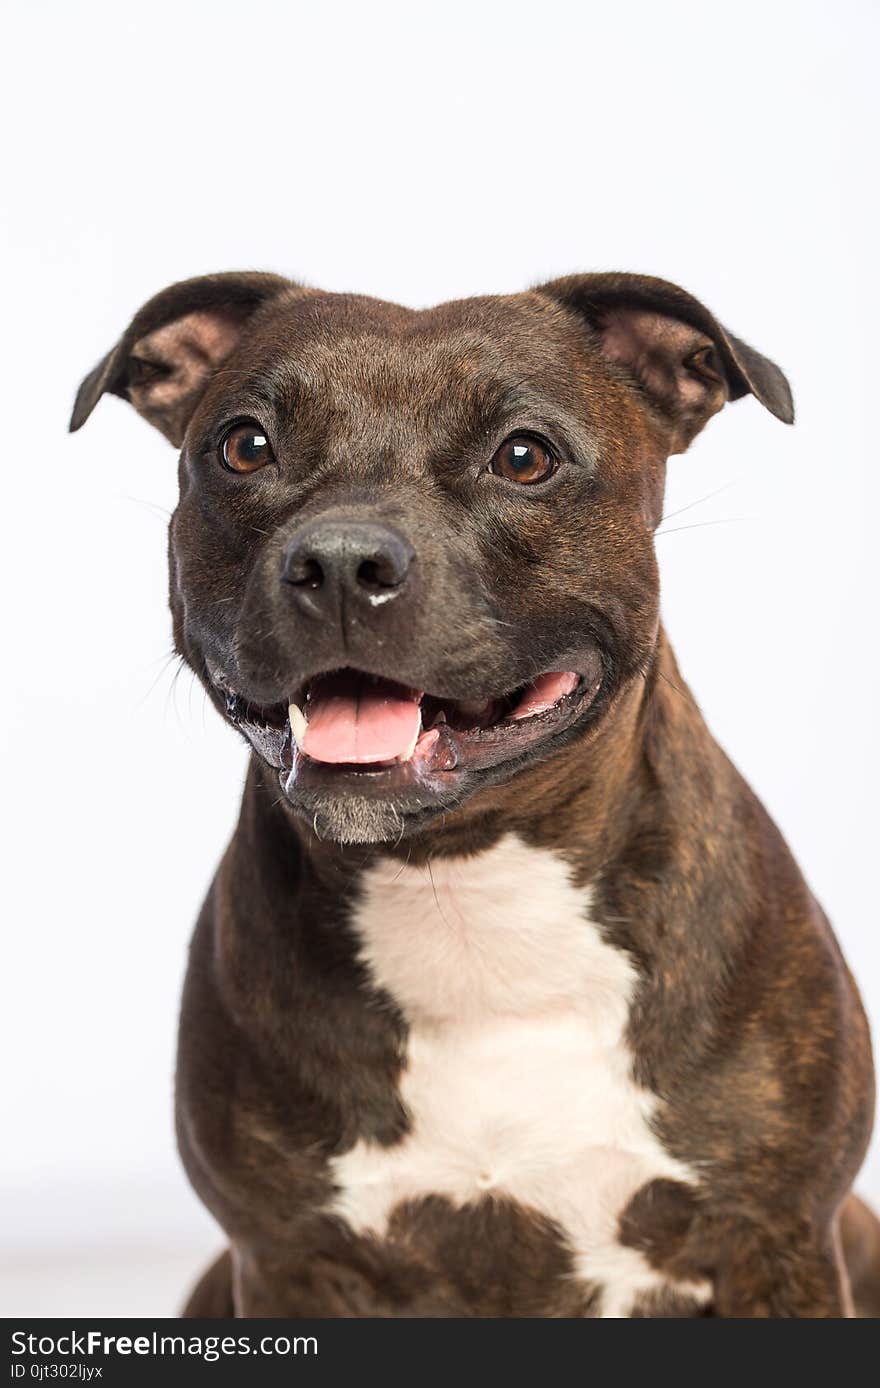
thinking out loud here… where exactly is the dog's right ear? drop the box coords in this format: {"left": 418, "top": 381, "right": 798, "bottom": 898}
{"left": 69, "top": 271, "right": 299, "bottom": 446}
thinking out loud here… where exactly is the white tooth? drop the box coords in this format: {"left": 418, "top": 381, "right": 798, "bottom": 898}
{"left": 396, "top": 714, "right": 423, "bottom": 763}
{"left": 430, "top": 710, "right": 447, "bottom": 728}
{"left": 288, "top": 702, "right": 308, "bottom": 748}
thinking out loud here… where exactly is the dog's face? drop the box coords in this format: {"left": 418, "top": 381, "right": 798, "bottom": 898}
{"left": 72, "top": 272, "right": 792, "bottom": 843}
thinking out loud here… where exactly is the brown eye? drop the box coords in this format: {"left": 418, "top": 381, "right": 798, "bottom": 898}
{"left": 221, "top": 423, "right": 274, "bottom": 474}
{"left": 490, "top": 435, "right": 556, "bottom": 485}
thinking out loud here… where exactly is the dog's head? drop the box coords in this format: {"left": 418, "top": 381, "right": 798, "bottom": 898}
{"left": 72, "top": 271, "right": 792, "bottom": 844}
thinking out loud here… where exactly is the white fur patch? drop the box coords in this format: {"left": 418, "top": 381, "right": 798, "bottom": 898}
{"left": 329, "top": 835, "right": 710, "bottom": 1317}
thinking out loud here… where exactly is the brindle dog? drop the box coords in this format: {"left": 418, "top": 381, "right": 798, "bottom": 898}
{"left": 72, "top": 272, "right": 879, "bottom": 1317}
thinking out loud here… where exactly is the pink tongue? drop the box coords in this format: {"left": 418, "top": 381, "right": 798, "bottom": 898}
{"left": 511, "top": 671, "right": 578, "bottom": 719}
{"left": 301, "top": 673, "right": 423, "bottom": 764}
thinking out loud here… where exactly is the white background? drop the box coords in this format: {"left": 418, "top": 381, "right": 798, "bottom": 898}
{"left": 2, "top": 0, "right": 877, "bottom": 1316}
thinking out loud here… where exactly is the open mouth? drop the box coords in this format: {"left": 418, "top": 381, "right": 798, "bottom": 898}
{"left": 213, "top": 662, "right": 604, "bottom": 786}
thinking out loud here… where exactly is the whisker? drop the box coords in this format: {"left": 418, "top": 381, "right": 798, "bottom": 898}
{"left": 166, "top": 659, "right": 188, "bottom": 733}
{"left": 113, "top": 493, "right": 173, "bottom": 522}
{"left": 655, "top": 516, "right": 754, "bottom": 539}
{"left": 426, "top": 859, "right": 457, "bottom": 933}
{"left": 136, "top": 651, "right": 183, "bottom": 709}
{"left": 659, "top": 480, "right": 737, "bottom": 526}
{"left": 390, "top": 847, "right": 413, "bottom": 883}
{"left": 655, "top": 668, "right": 700, "bottom": 710}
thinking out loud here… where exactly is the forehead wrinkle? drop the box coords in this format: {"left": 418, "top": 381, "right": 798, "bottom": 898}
{"left": 242, "top": 328, "right": 599, "bottom": 469}
{"left": 282, "top": 332, "right": 568, "bottom": 416}
{"left": 206, "top": 356, "right": 297, "bottom": 421}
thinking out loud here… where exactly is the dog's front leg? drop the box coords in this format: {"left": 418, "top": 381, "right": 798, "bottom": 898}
{"left": 232, "top": 1246, "right": 383, "bottom": 1319}
{"left": 226, "top": 1248, "right": 312, "bottom": 1318}
{"left": 712, "top": 1221, "right": 853, "bottom": 1318}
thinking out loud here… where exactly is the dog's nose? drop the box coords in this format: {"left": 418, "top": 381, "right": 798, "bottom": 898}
{"left": 281, "top": 520, "right": 415, "bottom": 618}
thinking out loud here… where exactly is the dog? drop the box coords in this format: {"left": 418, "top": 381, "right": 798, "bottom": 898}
{"left": 72, "top": 270, "right": 879, "bottom": 1317}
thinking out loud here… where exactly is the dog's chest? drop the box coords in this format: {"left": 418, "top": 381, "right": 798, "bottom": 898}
{"left": 328, "top": 836, "right": 709, "bottom": 1317}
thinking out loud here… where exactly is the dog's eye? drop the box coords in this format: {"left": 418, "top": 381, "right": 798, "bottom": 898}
{"left": 490, "top": 435, "right": 556, "bottom": 486}
{"left": 221, "top": 423, "right": 274, "bottom": 474}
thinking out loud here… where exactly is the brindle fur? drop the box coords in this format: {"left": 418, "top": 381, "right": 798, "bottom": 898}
{"left": 72, "top": 272, "right": 878, "bottom": 1317}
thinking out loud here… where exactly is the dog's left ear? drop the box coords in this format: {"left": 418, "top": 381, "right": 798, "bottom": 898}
{"left": 536, "top": 272, "right": 794, "bottom": 453}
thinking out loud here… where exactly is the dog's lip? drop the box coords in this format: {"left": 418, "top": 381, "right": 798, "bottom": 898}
{"left": 206, "top": 658, "right": 604, "bottom": 784}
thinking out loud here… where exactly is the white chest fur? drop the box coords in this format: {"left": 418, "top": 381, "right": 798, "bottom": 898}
{"left": 328, "top": 835, "right": 709, "bottom": 1317}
